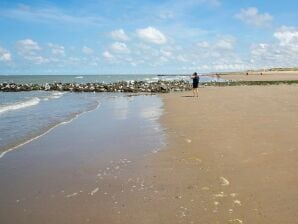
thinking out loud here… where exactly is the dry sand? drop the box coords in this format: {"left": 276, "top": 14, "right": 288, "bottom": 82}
{"left": 142, "top": 85, "right": 298, "bottom": 223}
{"left": 217, "top": 71, "right": 298, "bottom": 81}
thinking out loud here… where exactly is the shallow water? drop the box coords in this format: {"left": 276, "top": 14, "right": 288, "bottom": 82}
{"left": 0, "top": 91, "right": 101, "bottom": 153}
{"left": 0, "top": 94, "right": 165, "bottom": 223}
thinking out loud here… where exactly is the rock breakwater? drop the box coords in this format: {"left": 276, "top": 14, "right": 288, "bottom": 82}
{"left": 0, "top": 80, "right": 192, "bottom": 93}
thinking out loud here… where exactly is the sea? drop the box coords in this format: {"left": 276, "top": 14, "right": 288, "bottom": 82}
{"left": 0, "top": 74, "right": 218, "bottom": 157}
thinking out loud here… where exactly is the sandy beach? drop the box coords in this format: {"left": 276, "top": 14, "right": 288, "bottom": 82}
{"left": 145, "top": 84, "right": 298, "bottom": 223}
{"left": 0, "top": 84, "right": 297, "bottom": 224}
{"left": 218, "top": 71, "right": 298, "bottom": 81}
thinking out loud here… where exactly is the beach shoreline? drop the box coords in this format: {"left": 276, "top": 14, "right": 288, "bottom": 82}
{"left": 0, "top": 81, "right": 297, "bottom": 223}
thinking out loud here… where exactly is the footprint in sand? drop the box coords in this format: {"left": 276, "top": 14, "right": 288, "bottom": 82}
{"left": 220, "top": 177, "right": 230, "bottom": 186}
{"left": 186, "top": 139, "right": 192, "bottom": 143}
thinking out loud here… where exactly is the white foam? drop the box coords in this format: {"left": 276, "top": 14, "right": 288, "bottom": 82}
{"left": 0, "top": 97, "right": 40, "bottom": 114}
{"left": 43, "top": 92, "right": 66, "bottom": 101}
{"left": 49, "top": 91, "right": 66, "bottom": 99}
{"left": 75, "top": 76, "right": 84, "bottom": 79}
{"left": 0, "top": 101, "right": 101, "bottom": 159}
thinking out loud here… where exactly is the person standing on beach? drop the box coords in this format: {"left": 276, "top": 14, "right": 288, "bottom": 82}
{"left": 191, "top": 72, "right": 199, "bottom": 97}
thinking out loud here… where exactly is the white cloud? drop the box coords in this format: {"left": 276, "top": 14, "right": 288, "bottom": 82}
{"left": 111, "top": 42, "right": 130, "bottom": 54}
{"left": 196, "top": 37, "right": 235, "bottom": 52}
{"left": 16, "top": 39, "right": 41, "bottom": 54}
{"left": 274, "top": 26, "right": 298, "bottom": 47}
{"left": 82, "top": 46, "right": 94, "bottom": 54}
{"left": 176, "top": 55, "right": 188, "bottom": 62}
{"left": 250, "top": 26, "right": 298, "bottom": 68}
{"left": 15, "top": 39, "right": 49, "bottom": 64}
{"left": 28, "top": 56, "right": 49, "bottom": 64}
{"left": 48, "top": 43, "right": 65, "bottom": 56}
{"left": 235, "top": 7, "right": 273, "bottom": 27}
{"left": 215, "top": 37, "right": 235, "bottom": 50}
{"left": 0, "top": 46, "right": 12, "bottom": 62}
{"left": 110, "top": 29, "right": 129, "bottom": 41}
{"left": 102, "top": 50, "right": 114, "bottom": 59}
{"left": 2, "top": 4, "right": 103, "bottom": 26}
{"left": 160, "top": 49, "right": 172, "bottom": 57}
{"left": 136, "top": 26, "right": 167, "bottom": 45}
{"left": 250, "top": 26, "right": 298, "bottom": 69}
{"left": 197, "top": 41, "right": 210, "bottom": 48}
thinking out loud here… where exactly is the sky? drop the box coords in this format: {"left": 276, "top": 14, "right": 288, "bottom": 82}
{"left": 0, "top": 0, "right": 298, "bottom": 75}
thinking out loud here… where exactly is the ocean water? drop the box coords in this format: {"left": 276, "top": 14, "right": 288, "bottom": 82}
{"left": 0, "top": 91, "right": 101, "bottom": 154}
{"left": 0, "top": 74, "right": 173, "bottom": 84}
{"left": 0, "top": 74, "right": 216, "bottom": 157}
{"left": 0, "top": 74, "right": 216, "bottom": 84}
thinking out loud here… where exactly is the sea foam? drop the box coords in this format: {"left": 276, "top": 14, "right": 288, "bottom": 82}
{"left": 43, "top": 91, "right": 66, "bottom": 100}
{"left": 0, "top": 97, "right": 40, "bottom": 114}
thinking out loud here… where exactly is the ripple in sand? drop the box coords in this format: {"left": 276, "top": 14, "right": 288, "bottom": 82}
{"left": 201, "top": 186, "right": 210, "bottom": 191}
{"left": 229, "top": 218, "right": 243, "bottom": 223}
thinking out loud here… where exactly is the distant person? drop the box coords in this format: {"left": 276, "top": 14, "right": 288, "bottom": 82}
{"left": 191, "top": 72, "right": 199, "bottom": 97}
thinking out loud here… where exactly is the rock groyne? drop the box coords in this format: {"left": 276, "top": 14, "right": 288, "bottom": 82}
{"left": 0, "top": 80, "right": 192, "bottom": 93}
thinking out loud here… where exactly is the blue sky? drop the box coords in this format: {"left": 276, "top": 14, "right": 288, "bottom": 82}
{"left": 0, "top": 0, "right": 297, "bottom": 74}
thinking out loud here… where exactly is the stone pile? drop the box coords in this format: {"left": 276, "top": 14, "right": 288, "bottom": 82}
{"left": 0, "top": 80, "right": 192, "bottom": 93}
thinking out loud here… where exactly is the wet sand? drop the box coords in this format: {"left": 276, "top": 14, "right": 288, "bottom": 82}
{"left": 0, "top": 95, "right": 165, "bottom": 224}
{"left": 218, "top": 71, "right": 298, "bottom": 81}
{"left": 1, "top": 86, "right": 298, "bottom": 223}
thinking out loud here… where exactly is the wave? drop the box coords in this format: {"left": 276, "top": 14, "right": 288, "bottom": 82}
{"left": 0, "top": 100, "right": 101, "bottom": 159}
{"left": 43, "top": 92, "right": 66, "bottom": 101}
{"left": 0, "top": 97, "right": 40, "bottom": 114}
{"left": 75, "top": 76, "right": 84, "bottom": 79}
